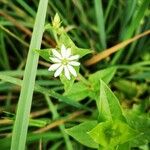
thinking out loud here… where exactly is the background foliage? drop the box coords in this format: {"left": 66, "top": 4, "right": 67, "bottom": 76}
{"left": 0, "top": 0, "right": 150, "bottom": 150}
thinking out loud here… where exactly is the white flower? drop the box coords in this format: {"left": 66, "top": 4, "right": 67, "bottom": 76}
{"left": 48, "top": 44, "right": 80, "bottom": 80}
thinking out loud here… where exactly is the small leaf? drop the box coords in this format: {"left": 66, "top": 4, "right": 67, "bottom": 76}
{"left": 125, "top": 109, "right": 150, "bottom": 147}
{"left": 34, "top": 49, "right": 52, "bottom": 62}
{"left": 98, "top": 80, "right": 126, "bottom": 122}
{"left": 60, "top": 74, "right": 76, "bottom": 92}
{"left": 89, "top": 67, "right": 116, "bottom": 89}
{"left": 73, "top": 47, "right": 92, "bottom": 58}
{"left": 52, "top": 13, "right": 61, "bottom": 28}
{"left": 59, "top": 33, "right": 75, "bottom": 48}
{"left": 59, "top": 33, "right": 91, "bottom": 57}
{"left": 60, "top": 67, "right": 79, "bottom": 92}
{"left": 64, "top": 82, "right": 89, "bottom": 101}
{"left": 117, "top": 143, "right": 130, "bottom": 150}
{"left": 66, "top": 121, "right": 98, "bottom": 148}
{"left": 88, "top": 67, "right": 116, "bottom": 100}
{"left": 88, "top": 120, "right": 138, "bottom": 148}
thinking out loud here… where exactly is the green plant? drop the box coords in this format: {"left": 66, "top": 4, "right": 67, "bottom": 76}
{"left": 0, "top": 0, "right": 150, "bottom": 150}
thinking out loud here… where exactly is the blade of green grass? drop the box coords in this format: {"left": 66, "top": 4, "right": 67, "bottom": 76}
{"left": 0, "top": 31, "right": 10, "bottom": 69}
{"left": 0, "top": 132, "right": 62, "bottom": 150}
{"left": 124, "top": 28, "right": 141, "bottom": 63}
{"left": 16, "top": 0, "right": 36, "bottom": 17}
{"left": 0, "top": 24, "right": 29, "bottom": 47}
{"left": 94, "top": 0, "right": 106, "bottom": 50}
{"left": 111, "top": 0, "right": 150, "bottom": 64}
{"left": 10, "top": 0, "right": 48, "bottom": 150}
{"left": 104, "top": 0, "right": 113, "bottom": 23}
{"left": 45, "top": 95, "right": 73, "bottom": 150}
{"left": 0, "top": 74, "right": 86, "bottom": 109}
{"left": 0, "top": 69, "right": 52, "bottom": 77}
{"left": 5, "top": 34, "right": 23, "bottom": 62}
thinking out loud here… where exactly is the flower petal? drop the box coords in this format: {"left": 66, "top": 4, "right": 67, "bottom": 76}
{"left": 52, "top": 49, "right": 62, "bottom": 59}
{"left": 54, "top": 65, "right": 64, "bottom": 77}
{"left": 49, "top": 57, "right": 61, "bottom": 63}
{"left": 68, "top": 55, "right": 79, "bottom": 60}
{"left": 64, "top": 66, "right": 71, "bottom": 80}
{"left": 67, "top": 65, "right": 77, "bottom": 77}
{"left": 66, "top": 48, "right": 71, "bottom": 58}
{"left": 48, "top": 63, "right": 61, "bottom": 71}
{"left": 61, "top": 44, "right": 67, "bottom": 58}
{"left": 69, "top": 61, "right": 80, "bottom": 66}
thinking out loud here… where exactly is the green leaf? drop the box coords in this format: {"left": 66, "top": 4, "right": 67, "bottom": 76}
{"left": 58, "top": 33, "right": 91, "bottom": 91}
{"left": 125, "top": 108, "right": 150, "bottom": 147}
{"left": 66, "top": 121, "right": 98, "bottom": 149}
{"left": 113, "top": 79, "right": 138, "bottom": 98}
{"left": 88, "top": 67, "right": 116, "bottom": 100}
{"left": 98, "top": 79, "right": 126, "bottom": 122}
{"left": 0, "top": 74, "right": 86, "bottom": 109}
{"left": 73, "top": 47, "right": 92, "bottom": 58}
{"left": 0, "top": 132, "right": 62, "bottom": 150}
{"left": 117, "top": 143, "right": 130, "bottom": 150}
{"left": 60, "top": 67, "right": 79, "bottom": 92}
{"left": 52, "top": 13, "right": 61, "bottom": 28}
{"left": 59, "top": 33, "right": 91, "bottom": 57}
{"left": 89, "top": 67, "right": 116, "bottom": 87}
{"left": 34, "top": 49, "right": 52, "bottom": 62}
{"left": 64, "top": 81, "right": 89, "bottom": 101}
{"left": 88, "top": 120, "right": 138, "bottom": 148}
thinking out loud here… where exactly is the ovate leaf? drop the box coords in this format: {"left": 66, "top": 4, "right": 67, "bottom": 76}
{"left": 60, "top": 74, "right": 76, "bottom": 92}
{"left": 117, "top": 143, "right": 130, "bottom": 150}
{"left": 64, "top": 81, "right": 89, "bottom": 101}
{"left": 89, "top": 67, "right": 116, "bottom": 89}
{"left": 98, "top": 80, "right": 126, "bottom": 122}
{"left": 59, "top": 33, "right": 91, "bottom": 57}
{"left": 34, "top": 49, "right": 52, "bottom": 62}
{"left": 66, "top": 121, "right": 98, "bottom": 148}
{"left": 125, "top": 108, "right": 150, "bottom": 147}
{"left": 88, "top": 67, "right": 116, "bottom": 100}
{"left": 88, "top": 120, "right": 138, "bottom": 148}
{"left": 60, "top": 67, "right": 79, "bottom": 92}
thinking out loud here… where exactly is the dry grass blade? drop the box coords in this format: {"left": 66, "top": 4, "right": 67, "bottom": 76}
{"left": 85, "top": 30, "right": 150, "bottom": 66}
{"left": 34, "top": 110, "right": 85, "bottom": 134}
{"left": 0, "top": 10, "right": 56, "bottom": 47}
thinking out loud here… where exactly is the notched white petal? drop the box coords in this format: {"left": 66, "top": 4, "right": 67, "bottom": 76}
{"left": 68, "top": 55, "right": 80, "bottom": 60}
{"left": 49, "top": 57, "right": 61, "bottom": 63}
{"left": 67, "top": 65, "right": 77, "bottom": 77}
{"left": 61, "top": 44, "right": 67, "bottom": 58}
{"left": 49, "top": 45, "right": 80, "bottom": 79}
{"left": 54, "top": 65, "right": 64, "bottom": 77}
{"left": 64, "top": 66, "right": 71, "bottom": 80}
{"left": 66, "top": 48, "right": 71, "bottom": 58}
{"left": 48, "top": 63, "right": 61, "bottom": 71}
{"left": 52, "top": 49, "right": 62, "bottom": 59}
{"left": 69, "top": 61, "right": 80, "bottom": 66}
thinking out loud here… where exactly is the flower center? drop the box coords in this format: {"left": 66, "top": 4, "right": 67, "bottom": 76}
{"left": 62, "top": 58, "right": 69, "bottom": 65}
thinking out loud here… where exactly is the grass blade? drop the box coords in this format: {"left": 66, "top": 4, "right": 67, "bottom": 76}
{"left": 10, "top": 0, "right": 48, "bottom": 150}
{"left": 94, "top": 0, "right": 106, "bottom": 50}
{"left": 45, "top": 95, "right": 73, "bottom": 150}
{"left": 111, "top": 0, "right": 150, "bottom": 64}
{"left": 0, "top": 74, "right": 86, "bottom": 109}
{"left": 85, "top": 30, "right": 150, "bottom": 66}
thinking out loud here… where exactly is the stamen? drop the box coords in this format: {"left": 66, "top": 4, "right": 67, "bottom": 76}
{"left": 62, "top": 58, "right": 69, "bottom": 65}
